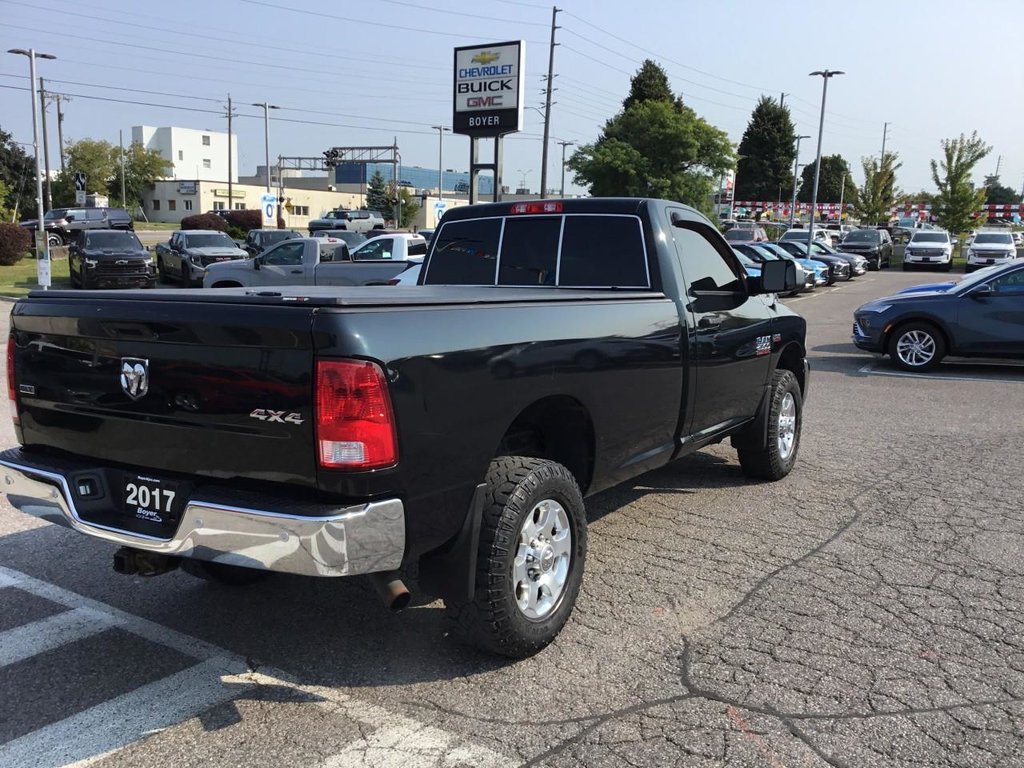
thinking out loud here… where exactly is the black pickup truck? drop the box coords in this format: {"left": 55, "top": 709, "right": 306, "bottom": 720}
{"left": 2, "top": 198, "right": 808, "bottom": 657}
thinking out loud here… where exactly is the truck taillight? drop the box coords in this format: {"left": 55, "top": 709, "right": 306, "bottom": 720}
{"left": 510, "top": 201, "right": 563, "bottom": 214}
{"left": 7, "top": 333, "right": 17, "bottom": 425}
{"left": 316, "top": 360, "right": 397, "bottom": 469}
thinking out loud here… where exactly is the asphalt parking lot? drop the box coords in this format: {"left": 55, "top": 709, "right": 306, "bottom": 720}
{"left": 1, "top": 270, "right": 1022, "bottom": 768}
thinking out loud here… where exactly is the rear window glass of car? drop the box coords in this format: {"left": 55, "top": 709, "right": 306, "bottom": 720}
{"left": 911, "top": 233, "right": 948, "bottom": 243}
{"left": 84, "top": 232, "right": 141, "bottom": 249}
{"left": 184, "top": 233, "right": 235, "bottom": 248}
{"left": 558, "top": 215, "right": 649, "bottom": 287}
{"left": 843, "top": 230, "right": 880, "bottom": 242}
{"left": 974, "top": 233, "right": 1013, "bottom": 244}
{"left": 780, "top": 230, "right": 809, "bottom": 241}
{"left": 425, "top": 218, "right": 501, "bottom": 284}
{"left": 262, "top": 231, "right": 300, "bottom": 245}
{"left": 498, "top": 216, "right": 561, "bottom": 285}
{"left": 408, "top": 241, "right": 427, "bottom": 257}
{"left": 724, "top": 229, "right": 754, "bottom": 241}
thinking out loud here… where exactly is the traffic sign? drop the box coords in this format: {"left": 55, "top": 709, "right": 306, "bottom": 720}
{"left": 73, "top": 171, "right": 87, "bottom": 192}
{"left": 75, "top": 191, "right": 86, "bottom": 205}
{"left": 260, "top": 193, "right": 277, "bottom": 226}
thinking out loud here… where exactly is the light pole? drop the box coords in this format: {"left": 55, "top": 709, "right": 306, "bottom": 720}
{"left": 9, "top": 48, "right": 56, "bottom": 290}
{"left": 806, "top": 70, "right": 844, "bottom": 252}
{"left": 837, "top": 171, "right": 847, "bottom": 225}
{"left": 557, "top": 140, "right": 574, "bottom": 197}
{"left": 430, "top": 125, "right": 451, "bottom": 200}
{"left": 516, "top": 169, "right": 532, "bottom": 193}
{"left": 789, "top": 135, "right": 811, "bottom": 228}
{"left": 729, "top": 155, "right": 746, "bottom": 219}
{"left": 251, "top": 102, "right": 279, "bottom": 193}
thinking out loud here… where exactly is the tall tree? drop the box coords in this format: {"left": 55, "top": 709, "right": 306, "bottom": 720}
{"left": 366, "top": 169, "right": 389, "bottom": 213}
{"left": 397, "top": 187, "right": 420, "bottom": 228}
{"left": 568, "top": 62, "right": 733, "bottom": 217}
{"left": 853, "top": 153, "right": 902, "bottom": 224}
{"left": 0, "top": 127, "right": 34, "bottom": 218}
{"left": 931, "top": 132, "right": 991, "bottom": 235}
{"left": 734, "top": 96, "right": 796, "bottom": 203}
{"left": 622, "top": 60, "right": 679, "bottom": 111}
{"left": 796, "top": 154, "right": 855, "bottom": 203}
{"left": 110, "top": 142, "right": 172, "bottom": 210}
{"left": 983, "top": 175, "right": 1017, "bottom": 205}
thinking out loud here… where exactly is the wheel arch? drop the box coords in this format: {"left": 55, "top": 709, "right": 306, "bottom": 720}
{"left": 210, "top": 281, "right": 243, "bottom": 288}
{"left": 775, "top": 341, "right": 807, "bottom": 396}
{"left": 494, "top": 395, "right": 595, "bottom": 495}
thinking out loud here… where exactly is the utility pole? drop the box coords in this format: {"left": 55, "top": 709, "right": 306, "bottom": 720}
{"left": 540, "top": 5, "right": 561, "bottom": 200}
{"left": 879, "top": 121, "right": 889, "bottom": 166}
{"left": 837, "top": 171, "right": 846, "bottom": 224}
{"left": 119, "top": 129, "right": 126, "bottom": 207}
{"left": 780, "top": 92, "right": 788, "bottom": 108}
{"left": 251, "top": 101, "right": 279, "bottom": 193}
{"left": 557, "top": 140, "right": 574, "bottom": 197}
{"left": 226, "top": 95, "right": 236, "bottom": 210}
{"left": 55, "top": 93, "right": 67, "bottom": 172}
{"left": 430, "top": 125, "right": 450, "bottom": 200}
{"left": 994, "top": 154, "right": 1002, "bottom": 180}
{"left": 807, "top": 70, "right": 844, "bottom": 253}
{"left": 789, "top": 135, "right": 810, "bottom": 228}
{"left": 39, "top": 77, "right": 52, "bottom": 211}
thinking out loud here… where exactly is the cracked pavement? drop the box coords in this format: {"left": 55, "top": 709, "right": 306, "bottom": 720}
{"left": 1, "top": 269, "right": 1023, "bottom": 766}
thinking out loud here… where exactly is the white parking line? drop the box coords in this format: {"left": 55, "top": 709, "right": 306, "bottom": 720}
{"left": 0, "top": 607, "right": 120, "bottom": 668}
{"left": 0, "top": 566, "right": 512, "bottom": 768}
{"left": 858, "top": 361, "right": 1024, "bottom": 383}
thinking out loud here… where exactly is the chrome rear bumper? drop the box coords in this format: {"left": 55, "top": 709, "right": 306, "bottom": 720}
{"left": 0, "top": 449, "right": 404, "bottom": 578}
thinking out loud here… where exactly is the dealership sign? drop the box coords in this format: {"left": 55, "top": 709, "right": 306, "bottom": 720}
{"left": 452, "top": 41, "right": 524, "bottom": 137}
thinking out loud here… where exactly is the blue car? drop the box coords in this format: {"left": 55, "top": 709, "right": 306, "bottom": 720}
{"left": 896, "top": 264, "right": 1004, "bottom": 294}
{"left": 731, "top": 248, "right": 761, "bottom": 277}
{"left": 755, "top": 243, "right": 828, "bottom": 287}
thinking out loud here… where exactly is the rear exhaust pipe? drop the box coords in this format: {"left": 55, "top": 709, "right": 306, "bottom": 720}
{"left": 369, "top": 571, "right": 411, "bottom": 612}
{"left": 113, "top": 547, "right": 179, "bottom": 577}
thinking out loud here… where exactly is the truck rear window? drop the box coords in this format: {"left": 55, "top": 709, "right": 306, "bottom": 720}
{"left": 426, "top": 214, "right": 649, "bottom": 288}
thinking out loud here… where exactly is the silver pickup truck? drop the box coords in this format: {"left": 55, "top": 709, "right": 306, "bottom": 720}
{"left": 202, "top": 237, "right": 416, "bottom": 288}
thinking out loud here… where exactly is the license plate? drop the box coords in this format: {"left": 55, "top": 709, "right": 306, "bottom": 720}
{"left": 987, "top": 259, "right": 995, "bottom": 264}
{"left": 922, "top": 258, "right": 932, "bottom": 262}
{"left": 124, "top": 475, "right": 182, "bottom": 524}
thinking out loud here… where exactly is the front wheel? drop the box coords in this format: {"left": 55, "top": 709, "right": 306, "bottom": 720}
{"left": 445, "top": 456, "right": 587, "bottom": 658}
{"left": 157, "top": 257, "right": 168, "bottom": 283}
{"left": 889, "top": 322, "right": 945, "bottom": 372}
{"left": 737, "top": 369, "right": 802, "bottom": 481}
{"left": 46, "top": 232, "right": 64, "bottom": 248}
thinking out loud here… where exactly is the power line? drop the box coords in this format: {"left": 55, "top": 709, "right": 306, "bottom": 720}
{"left": 372, "top": 0, "right": 549, "bottom": 27}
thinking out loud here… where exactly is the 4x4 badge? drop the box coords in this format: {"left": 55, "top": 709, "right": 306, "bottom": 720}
{"left": 120, "top": 358, "right": 149, "bottom": 400}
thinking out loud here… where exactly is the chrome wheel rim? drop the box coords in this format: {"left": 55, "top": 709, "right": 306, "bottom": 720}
{"left": 896, "top": 330, "right": 935, "bottom": 368}
{"left": 778, "top": 393, "right": 797, "bottom": 460}
{"left": 512, "top": 499, "right": 572, "bottom": 620}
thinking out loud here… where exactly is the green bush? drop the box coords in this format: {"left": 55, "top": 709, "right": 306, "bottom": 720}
{"left": 180, "top": 213, "right": 228, "bottom": 231}
{"left": 0, "top": 222, "right": 31, "bottom": 266}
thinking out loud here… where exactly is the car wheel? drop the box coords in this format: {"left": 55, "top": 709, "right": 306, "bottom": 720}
{"left": 156, "top": 257, "right": 168, "bottom": 283}
{"left": 180, "top": 560, "right": 271, "bottom": 586}
{"left": 445, "top": 456, "right": 587, "bottom": 658}
{"left": 888, "top": 322, "right": 946, "bottom": 373}
{"left": 46, "top": 232, "right": 63, "bottom": 248}
{"left": 737, "top": 369, "right": 802, "bottom": 481}
{"left": 69, "top": 265, "right": 80, "bottom": 289}
{"left": 180, "top": 262, "right": 191, "bottom": 288}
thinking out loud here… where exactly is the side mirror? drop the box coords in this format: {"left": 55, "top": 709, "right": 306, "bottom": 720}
{"left": 968, "top": 283, "right": 993, "bottom": 299}
{"left": 65, "top": 214, "right": 75, "bottom": 222}
{"left": 752, "top": 259, "right": 797, "bottom": 294}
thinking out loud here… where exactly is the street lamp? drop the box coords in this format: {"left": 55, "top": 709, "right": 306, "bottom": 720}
{"left": 806, "top": 70, "right": 844, "bottom": 251}
{"left": 789, "top": 135, "right": 811, "bottom": 228}
{"left": 8, "top": 48, "right": 56, "bottom": 290}
{"left": 430, "top": 125, "right": 451, "bottom": 200}
{"left": 558, "top": 141, "right": 574, "bottom": 197}
{"left": 516, "top": 169, "right": 532, "bottom": 192}
{"left": 251, "top": 102, "right": 279, "bottom": 193}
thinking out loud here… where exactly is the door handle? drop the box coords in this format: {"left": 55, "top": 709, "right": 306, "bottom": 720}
{"left": 290, "top": 269, "right": 302, "bottom": 274}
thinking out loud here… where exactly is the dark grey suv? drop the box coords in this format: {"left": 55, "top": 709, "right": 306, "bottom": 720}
{"left": 838, "top": 228, "right": 893, "bottom": 270}
{"left": 20, "top": 207, "right": 134, "bottom": 247}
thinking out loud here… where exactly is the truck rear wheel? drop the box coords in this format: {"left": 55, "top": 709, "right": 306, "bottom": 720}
{"left": 737, "top": 369, "right": 802, "bottom": 481}
{"left": 445, "top": 456, "right": 587, "bottom": 658}
{"left": 181, "top": 560, "right": 270, "bottom": 586}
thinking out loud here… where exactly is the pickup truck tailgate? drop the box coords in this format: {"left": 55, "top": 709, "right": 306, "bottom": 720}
{"left": 10, "top": 294, "right": 318, "bottom": 488}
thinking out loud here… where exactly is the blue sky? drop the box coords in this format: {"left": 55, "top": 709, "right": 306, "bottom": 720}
{"left": 2, "top": 0, "right": 1020, "bottom": 198}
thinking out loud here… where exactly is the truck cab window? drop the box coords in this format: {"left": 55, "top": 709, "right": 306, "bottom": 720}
{"left": 559, "top": 216, "right": 649, "bottom": 287}
{"left": 263, "top": 241, "right": 305, "bottom": 266}
{"left": 498, "top": 217, "right": 561, "bottom": 286}
{"left": 356, "top": 239, "right": 391, "bottom": 260}
{"left": 673, "top": 227, "right": 744, "bottom": 293}
{"left": 424, "top": 218, "right": 502, "bottom": 285}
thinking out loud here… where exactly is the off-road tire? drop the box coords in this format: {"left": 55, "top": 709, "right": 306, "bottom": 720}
{"left": 737, "top": 369, "right": 802, "bottom": 481}
{"left": 445, "top": 456, "right": 587, "bottom": 658}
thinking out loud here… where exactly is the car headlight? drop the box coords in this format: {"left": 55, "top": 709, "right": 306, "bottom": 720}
{"left": 860, "top": 303, "right": 892, "bottom": 313}
{"left": 84, "top": 258, "right": 98, "bottom": 268}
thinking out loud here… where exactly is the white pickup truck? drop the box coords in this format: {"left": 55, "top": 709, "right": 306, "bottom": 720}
{"left": 307, "top": 209, "right": 386, "bottom": 234}
{"left": 202, "top": 237, "right": 416, "bottom": 288}
{"left": 350, "top": 233, "right": 428, "bottom": 263}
